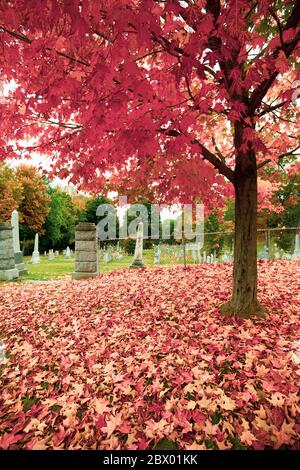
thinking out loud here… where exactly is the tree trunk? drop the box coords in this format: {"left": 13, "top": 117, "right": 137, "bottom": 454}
{"left": 221, "top": 150, "right": 266, "bottom": 319}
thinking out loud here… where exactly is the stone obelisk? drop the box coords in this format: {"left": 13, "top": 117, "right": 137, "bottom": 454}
{"left": 292, "top": 234, "right": 300, "bottom": 259}
{"left": 130, "top": 222, "right": 145, "bottom": 269}
{"left": 31, "top": 233, "right": 40, "bottom": 264}
{"left": 11, "top": 210, "right": 27, "bottom": 275}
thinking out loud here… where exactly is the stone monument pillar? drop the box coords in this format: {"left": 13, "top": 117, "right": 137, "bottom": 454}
{"left": 0, "top": 223, "right": 19, "bottom": 281}
{"left": 72, "top": 223, "right": 99, "bottom": 279}
{"left": 11, "top": 210, "right": 27, "bottom": 275}
{"left": 130, "top": 222, "right": 145, "bottom": 269}
{"left": 31, "top": 233, "right": 40, "bottom": 264}
{"left": 292, "top": 234, "right": 300, "bottom": 259}
{"left": 154, "top": 245, "right": 160, "bottom": 265}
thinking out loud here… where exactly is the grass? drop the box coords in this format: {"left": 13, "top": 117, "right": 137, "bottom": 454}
{"left": 19, "top": 250, "right": 189, "bottom": 281}
{"left": 2, "top": 242, "right": 275, "bottom": 282}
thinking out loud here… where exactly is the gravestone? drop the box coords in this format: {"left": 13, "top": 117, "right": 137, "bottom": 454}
{"left": 274, "top": 250, "right": 281, "bottom": 260}
{"left": 274, "top": 244, "right": 281, "bottom": 260}
{"left": 115, "top": 250, "right": 123, "bottom": 260}
{"left": 0, "top": 223, "right": 19, "bottom": 281}
{"left": 259, "top": 245, "right": 269, "bottom": 260}
{"left": 65, "top": 246, "right": 71, "bottom": 259}
{"left": 292, "top": 234, "right": 300, "bottom": 259}
{"left": 103, "top": 251, "right": 111, "bottom": 263}
{"left": 72, "top": 223, "right": 99, "bottom": 279}
{"left": 11, "top": 210, "right": 27, "bottom": 275}
{"left": 30, "top": 233, "right": 40, "bottom": 264}
{"left": 48, "top": 249, "right": 55, "bottom": 261}
{"left": 130, "top": 222, "right": 145, "bottom": 269}
{"left": 192, "top": 247, "right": 198, "bottom": 263}
{"left": 154, "top": 245, "right": 161, "bottom": 265}
{"left": 44, "top": 251, "right": 47, "bottom": 257}
{"left": 55, "top": 250, "right": 59, "bottom": 257}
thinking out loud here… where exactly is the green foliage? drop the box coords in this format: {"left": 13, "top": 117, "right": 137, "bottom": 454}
{"left": 229, "top": 435, "right": 247, "bottom": 450}
{"left": 81, "top": 195, "right": 112, "bottom": 224}
{"left": 267, "top": 174, "right": 300, "bottom": 251}
{"left": 211, "top": 411, "right": 222, "bottom": 425}
{"left": 41, "top": 187, "right": 77, "bottom": 251}
{"left": 123, "top": 199, "right": 161, "bottom": 252}
{"left": 204, "top": 211, "right": 226, "bottom": 255}
{"left": 22, "top": 395, "right": 39, "bottom": 412}
{"left": 153, "top": 439, "right": 178, "bottom": 450}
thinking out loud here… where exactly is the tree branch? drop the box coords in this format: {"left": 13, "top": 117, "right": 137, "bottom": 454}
{"left": 0, "top": 25, "right": 90, "bottom": 67}
{"left": 257, "top": 159, "right": 271, "bottom": 169}
{"left": 248, "top": 2, "right": 300, "bottom": 115}
{"left": 257, "top": 100, "right": 288, "bottom": 117}
{"left": 192, "top": 138, "right": 234, "bottom": 182}
{"left": 257, "top": 145, "right": 300, "bottom": 169}
{"left": 158, "top": 127, "right": 234, "bottom": 182}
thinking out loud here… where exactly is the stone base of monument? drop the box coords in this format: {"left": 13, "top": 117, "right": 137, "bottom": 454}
{"left": 0, "top": 268, "right": 19, "bottom": 281}
{"left": 130, "top": 259, "right": 145, "bottom": 269}
{"left": 71, "top": 271, "right": 99, "bottom": 280}
{"left": 30, "top": 252, "right": 40, "bottom": 265}
{"left": 15, "top": 251, "right": 28, "bottom": 275}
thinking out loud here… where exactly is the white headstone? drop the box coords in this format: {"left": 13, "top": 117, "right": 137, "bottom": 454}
{"left": 292, "top": 234, "right": 300, "bottom": 259}
{"left": 154, "top": 246, "right": 161, "bottom": 265}
{"left": 259, "top": 245, "right": 269, "bottom": 260}
{"left": 65, "top": 246, "right": 71, "bottom": 259}
{"left": 115, "top": 250, "right": 123, "bottom": 260}
{"left": 274, "top": 249, "right": 281, "bottom": 260}
{"left": 192, "top": 247, "right": 198, "bottom": 263}
{"left": 48, "top": 249, "right": 55, "bottom": 261}
{"left": 31, "top": 233, "right": 40, "bottom": 264}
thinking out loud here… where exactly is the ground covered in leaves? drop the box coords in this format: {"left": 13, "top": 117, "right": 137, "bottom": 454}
{"left": 0, "top": 260, "right": 300, "bottom": 450}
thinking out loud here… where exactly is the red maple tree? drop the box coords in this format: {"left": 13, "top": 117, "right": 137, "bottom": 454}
{"left": 0, "top": 0, "right": 299, "bottom": 317}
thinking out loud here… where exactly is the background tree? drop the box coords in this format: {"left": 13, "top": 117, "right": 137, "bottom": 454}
{"left": 266, "top": 170, "right": 300, "bottom": 251}
{"left": 0, "top": 0, "right": 299, "bottom": 317}
{"left": 41, "top": 187, "right": 77, "bottom": 251}
{"left": 0, "top": 163, "right": 23, "bottom": 221}
{"left": 16, "top": 164, "right": 50, "bottom": 235}
{"left": 82, "top": 195, "right": 112, "bottom": 224}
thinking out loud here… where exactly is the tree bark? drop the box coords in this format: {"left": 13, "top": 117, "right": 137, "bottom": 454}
{"left": 221, "top": 149, "right": 266, "bottom": 319}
